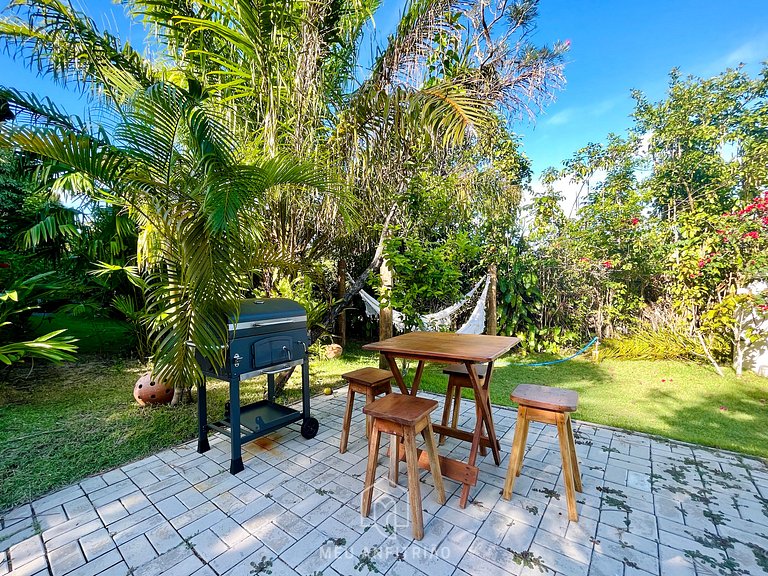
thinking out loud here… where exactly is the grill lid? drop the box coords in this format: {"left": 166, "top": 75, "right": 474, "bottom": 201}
{"left": 228, "top": 298, "right": 307, "bottom": 333}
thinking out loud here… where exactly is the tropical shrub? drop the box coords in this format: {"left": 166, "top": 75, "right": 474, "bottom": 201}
{"left": 0, "top": 273, "right": 77, "bottom": 367}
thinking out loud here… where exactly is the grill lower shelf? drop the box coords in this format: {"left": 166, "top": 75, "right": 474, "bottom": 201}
{"left": 209, "top": 400, "right": 303, "bottom": 444}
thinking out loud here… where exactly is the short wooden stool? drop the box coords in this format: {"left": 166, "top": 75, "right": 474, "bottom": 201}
{"left": 339, "top": 367, "right": 393, "bottom": 453}
{"left": 439, "top": 363, "right": 488, "bottom": 446}
{"left": 502, "top": 384, "right": 582, "bottom": 521}
{"left": 361, "top": 394, "right": 446, "bottom": 540}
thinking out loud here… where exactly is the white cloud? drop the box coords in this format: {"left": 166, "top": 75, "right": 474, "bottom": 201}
{"left": 701, "top": 36, "right": 768, "bottom": 75}
{"left": 542, "top": 98, "right": 619, "bottom": 127}
{"left": 526, "top": 172, "right": 605, "bottom": 218}
{"left": 544, "top": 108, "right": 575, "bottom": 126}
{"left": 723, "top": 39, "right": 765, "bottom": 67}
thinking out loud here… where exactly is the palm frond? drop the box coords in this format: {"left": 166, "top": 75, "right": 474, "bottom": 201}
{"left": 0, "top": 0, "right": 155, "bottom": 100}
{"left": 368, "top": 0, "right": 467, "bottom": 89}
{"left": 0, "top": 87, "right": 86, "bottom": 132}
{"left": 0, "top": 329, "right": 78, "bottom": 366}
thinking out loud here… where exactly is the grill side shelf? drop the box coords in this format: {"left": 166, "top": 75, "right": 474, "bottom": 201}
{"left": 208, "top": 400, "right": 303, "bottom": 443}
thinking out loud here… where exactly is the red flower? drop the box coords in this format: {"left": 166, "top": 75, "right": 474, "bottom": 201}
{"left": 0, "top": 262, "right": 9, "bottom": 269}
{"left": 697, "top": 259, "right": 706, "bottom": 268}
{"left": 630, "top": 217, "right": 640, "bottom": 226}
{"left": 743, "top": 231, "right": 759, "bottom": 240}
{"left": 603, "top": 260, "right": 613, "bottom": 269}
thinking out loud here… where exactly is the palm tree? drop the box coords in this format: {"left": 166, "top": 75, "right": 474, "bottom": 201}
{"left": 0, "top": 81, "right": 328, "bottom": 401}
{"left": 0, "top": 0, "right": 566, "bottom": 394}
{"left": 131, "top": 0, "right": 567, "bottom": 310}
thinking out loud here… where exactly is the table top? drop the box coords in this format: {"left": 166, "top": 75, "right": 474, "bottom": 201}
{"left": 362, "top": 332, "right": 520, "bottom": 363}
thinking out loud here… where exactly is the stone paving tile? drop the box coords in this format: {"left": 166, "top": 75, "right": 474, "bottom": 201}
{"left": 4, "top": 389, "right": 768, "bottom": 576}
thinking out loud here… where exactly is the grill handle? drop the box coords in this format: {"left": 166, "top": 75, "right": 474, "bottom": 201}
{"left": 228, "top": 318, "right": 303, "bottom": 330}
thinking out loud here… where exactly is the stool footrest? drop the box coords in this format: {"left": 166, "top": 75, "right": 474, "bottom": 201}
{"left": 386, "top": 445, "right": 478, "bottom": 486}
{"left": 431, "top": 423, "right": 499, "bottom": 451}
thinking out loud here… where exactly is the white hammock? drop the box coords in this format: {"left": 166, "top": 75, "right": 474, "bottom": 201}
{"left": 359, "top": 275, "right": 490, "bottom": 334}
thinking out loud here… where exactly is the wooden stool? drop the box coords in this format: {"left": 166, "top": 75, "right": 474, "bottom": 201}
{"left": 339, "top": 367, "right": 393, "bottom": 453}
{"left": 439, "top": 364, "right": 488, "bottom": 447}
{"left": 502, "top": 384, "right": 582, "bottom": 521}
{"left": 361, "top": 394, "right": 446, "bottom": 540}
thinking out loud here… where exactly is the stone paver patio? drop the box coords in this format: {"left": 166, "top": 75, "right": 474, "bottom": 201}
{"left": 2, "top": 389, "right": 768, "bottom": 576}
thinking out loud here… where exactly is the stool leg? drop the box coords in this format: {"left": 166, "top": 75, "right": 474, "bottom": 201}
{"left": 475, "top": 395, "right": 487, "bottom": 457}
{"left": 389, "top": 434, "right": 400, "bottom": 486}
{"left": 513, "top": 410, "right": 530, "bottom": 477}
{"left": 502, "top": 406, "right": 528, "bottom": 500}
{"left": 421, "top": 420, "right": 445, "bottom": 504}
{"left": 361, "top": 419, "right": 381, "bottom": 518}
{"left": 451, "top": 386, "right": 462, "bottom": 430}
{"left": 439, "top": 383, "right": 454, "bottom": 445}
{"left": 339, "top": 387, "right": 356, "bottom": 454}
{"left": 566, "top": 414, "right": 582, "bottom": 492}
{"left": 556, "top": 413, "right": 579, "bottom": 521}
{"left": 365, "top": 389, "right": 375, "bottom": 439}
{"left": 403, "top": 426, "right": 424, "bottom": 540}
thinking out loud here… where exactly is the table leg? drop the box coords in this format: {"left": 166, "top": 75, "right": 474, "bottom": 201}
{"left": 384, "top": 354, "right": 410, "bottom": 395}
{"left": 409, "top": 360, "right": 425, "bottom": 395}
{"left": 479, "top": 362, "right": 501, "bottom": 464}
{"left": 466, "top": 362, "right": 500, "bottom": 465}
{"left": 459, "top": 361, "right": 499, "bottom": 507}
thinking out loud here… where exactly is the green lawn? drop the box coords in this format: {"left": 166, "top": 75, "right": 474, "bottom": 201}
{"left": 29, "top": 311, "right": 134, "bottom": 355}
{"left": 1, "top": 339, "right": 766, "bottom": 511}
{"left": 318, "top": 343, "right": 768, "bottom": 459}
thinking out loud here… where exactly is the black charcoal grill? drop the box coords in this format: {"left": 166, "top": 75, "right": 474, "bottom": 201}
{"left": 195, "top": 298, "right": 319, "bottom": 474}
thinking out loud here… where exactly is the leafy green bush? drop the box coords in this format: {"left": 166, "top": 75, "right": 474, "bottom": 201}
{"left": 0, "top": 273, "right": 78, "bottom": 367}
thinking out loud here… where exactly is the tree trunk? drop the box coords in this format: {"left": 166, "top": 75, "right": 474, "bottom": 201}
{"left": 486, "top": 264, "right": 497, "bottom": 335}
{"left": 733, "top": 319, "right": 744, "bottom": 378}
{"left": 311, "top": 205, "right": 397, "bottom": 343}
{"left": 171, "top": 383, "right": 192, "bottom": 405}
{"left": 337, "top": 259, "right": 346, "bottom": 346}
{"left": 378, "top": 254, "right": 393, "bottom": 369}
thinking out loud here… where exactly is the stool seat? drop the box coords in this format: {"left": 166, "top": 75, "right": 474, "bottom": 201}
{"left": 339, "top": 368, "right": 393, "bottom": 454}
{"left": 503, "top": 384, "right": 582, "bottom": 521}
{"left": 361, "top": 393, "right": 445, "bottom": 540}
{"left": 512, "top": 384, "right": 578, "bottom": 412}
{"left": 363, "top": 393, "right": 438, "bottom": 426}
{"left": 342, "top": 367, "right": 394, "bottom": 385}
{"left": 442, "top": 363, "right": 488, "bottom": 379}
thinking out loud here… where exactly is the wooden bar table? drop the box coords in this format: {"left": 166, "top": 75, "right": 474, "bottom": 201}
{"left": 363, "top": 332, "right": 520, "bottom": 508}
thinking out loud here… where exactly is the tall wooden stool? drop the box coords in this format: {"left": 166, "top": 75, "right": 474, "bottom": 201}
{"left": 339, "top": 367, "right": 393, "bottom": 453}
{"left": 361, "top": 394, "right": 446, "bottom": 540}
{"left": 502, "top": 384, "right": 582, "bottom": 521}
{"left": 439, "top": 364, "right": 488, "bottom": 446}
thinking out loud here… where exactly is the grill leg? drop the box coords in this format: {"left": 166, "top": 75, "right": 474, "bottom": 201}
{"left": 197, "top": 378, "right": 210, "bottom": 453}
{"left": 301, "top": 355, "right": 311, "bottom": 420}
{"left": 267, "top": 373, "right": 276, "bottom": 403}
{"left": 229, "top": 377, "right": 244, "bottom": 474}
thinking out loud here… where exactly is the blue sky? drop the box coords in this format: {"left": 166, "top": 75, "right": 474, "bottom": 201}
{"left": 3, "top": 0, "right": 768, "bottom": 181}
{"left": 520, "top": 1, "right": 768, "bottom": 176}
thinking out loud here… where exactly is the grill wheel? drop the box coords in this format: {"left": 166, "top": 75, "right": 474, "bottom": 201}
{"left": 301, "top": 417, "right": 319, "bottom": 439}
